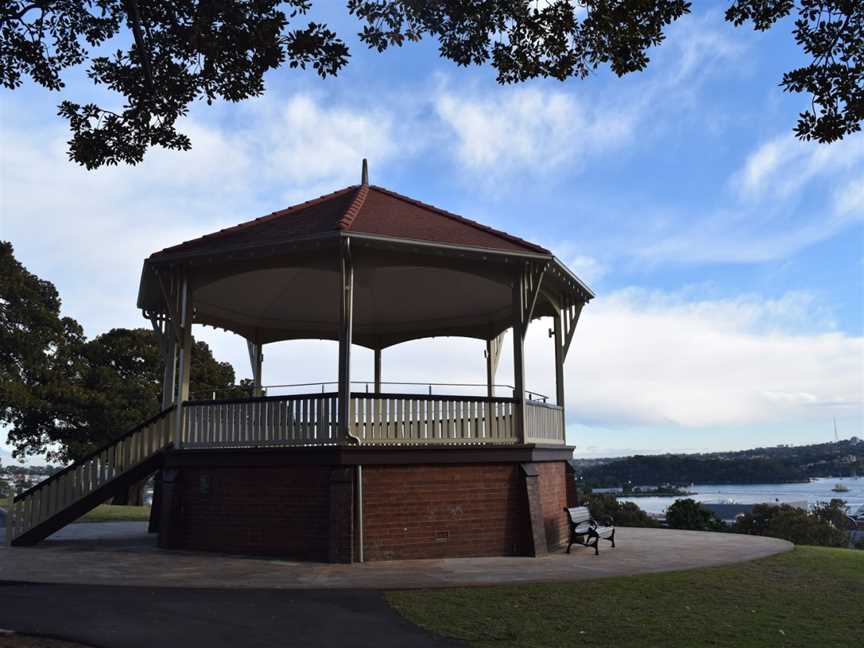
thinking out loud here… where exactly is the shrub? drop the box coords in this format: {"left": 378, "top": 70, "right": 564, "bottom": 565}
{"left": 735, "top": 502, "right": 849, "bottom": 547}
{"left": 665, "top": 498, "right": 725, "bottom": 531}
{"left": 585, "top": 493, "right": 660, "bottom": 528}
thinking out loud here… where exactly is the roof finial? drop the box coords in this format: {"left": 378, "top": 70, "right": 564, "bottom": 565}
{"left": 361, "top": 158, "right": 369, "bottom": 186}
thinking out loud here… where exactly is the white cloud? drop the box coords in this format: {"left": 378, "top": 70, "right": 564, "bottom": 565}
{"left": 633, "top": 131, "right": 864, "bottom": 265}
{"left": 534, "top": 289, "right": 862, "bottom": 434}
{"left": 429, "top": 10, "right": 748, "bottom": 181}
{"left": 240, "top": 95, "right": 401, "bottom": 199}
{"left": 661, "top": 11, "right": 747, "bottom": 89}
{"left": 435, "top": 85, "right": 636, "bottom": 175}
{"left": 0, "top": 92, "right": 401, "bottom": 334}
{"left": 563, "top": 255, "right": 606, "bottom": 287}
{"left": 734, "top": 134, "right": 864, "bottom": 202}
{"left": 834, "top": 175, "right": 864, "bottom": 217}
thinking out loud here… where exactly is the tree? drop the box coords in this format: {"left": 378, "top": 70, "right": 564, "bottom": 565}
{"left": 665, "top": 498, "right": 725, "bottom": 531}
{"left": 0, "top": 463, "right": 10, "bottom": 499}
{"left": 1, "top": 241, "right": 89, "bottom": 462}
{"left": 586, "top": 492, "right": 661, "bottom": 528}
{"left": 1, "top": 241, "right": 248, "bottom": 464}
{"left": 1, "top": 2, "right": 859, "bottom": 170}
{"left": 735, "top": 502, "right": 849, "bottom": 547}
{"left": 57, "top": 328, "right": 250, "bottom": 463}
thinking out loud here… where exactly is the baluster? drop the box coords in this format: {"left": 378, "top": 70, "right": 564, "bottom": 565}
{"left": 269, "top": 400, "right": 276, "bottom": 444}
{"left": 226, "top": 403, "right": 233, "bottom": 445}
{"left": 60, "top": 473, "right": 70, "bottom": 508}
{"left": 394, "top": 397, "right": 403, "bottom": 441}
{"left": 258, "top": 399, "right": 265, "bottom": 443}
{"left": 208, "top": 404, "right": 215, "bottom": 445}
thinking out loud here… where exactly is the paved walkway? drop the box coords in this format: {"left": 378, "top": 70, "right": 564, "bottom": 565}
{"left": 0, "top": 523, "right": 792, "bottom": 589}
{"left": 0, "top": 584, "right": 458, "bottom": 648}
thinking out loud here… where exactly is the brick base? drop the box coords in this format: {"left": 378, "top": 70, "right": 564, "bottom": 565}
{"left": 362, "top": 463, "right": 531, "bottom": 560}
{"left": 164, "top": 465, "right": 331, "bottom": 559}
{"left": 161, "top": 455, "right": 571, "bottom": 561}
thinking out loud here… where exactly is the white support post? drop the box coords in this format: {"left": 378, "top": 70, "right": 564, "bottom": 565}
{"left": 247, "top": 340, "right": 263, "bottom": 397}
{"left": 174, "top": 272, "right": 193, "bottom": 446}
{"left": 338, "top": 238, "right": 355, "bottom": 441}
{"left": 161, "top": 332, "right": 177, "bottom": 410}
{"left": 485, "top": 332, "right": 505, "bottom": 399}
{"left": 373, "top": 349, "right": 382, "bottom": 394}
{"left": 553, "top": 307, "right": 565, "bottom": 409}
{"left": 486, "top": 339, "right": 495, "bottom": 400}
{"left": 512, "top": 273, "right": 526, "bottom": 443}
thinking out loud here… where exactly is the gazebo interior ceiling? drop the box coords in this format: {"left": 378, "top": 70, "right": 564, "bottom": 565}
{"left": 189, "top": 258, "right": 539, "bottom": 349}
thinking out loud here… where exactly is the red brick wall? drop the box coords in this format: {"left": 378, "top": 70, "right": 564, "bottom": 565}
{"left": 537, "top": 462, "right": 568, "bottom": 550}
{"left": 362, "top": 463, "right": 530, "bottom": 561}
{"left": 169, "top": 459, "right": 568, "bottom": 561}
{"left": 176, "top": 465, "right": 331, "bottom": 560}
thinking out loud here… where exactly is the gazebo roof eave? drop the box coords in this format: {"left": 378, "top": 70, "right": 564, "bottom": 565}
{"left": 550, "top": 256, "right": 595, "bottom": 302}
{"left": 145, "top": 230, "right": 342, "bottom": 267}
{"left": 146, "top": 229, "right": 555, "bottom": 268}
{"left": 345, "top": 231, "right": 553, "bottom": 261}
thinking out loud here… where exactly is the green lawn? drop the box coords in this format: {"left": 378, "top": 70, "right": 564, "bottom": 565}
{"left": 79, "top": 504, "right": 151, "bottom": 523}
{"left": 387, "top": 547, "right": 863, "bottom": 648}
{"left": 2, "top": 497, "right": 150, "bottom": 523}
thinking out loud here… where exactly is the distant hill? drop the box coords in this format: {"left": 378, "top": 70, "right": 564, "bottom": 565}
{"left": 574, "top": 437, "right": 864, "bottom": 487}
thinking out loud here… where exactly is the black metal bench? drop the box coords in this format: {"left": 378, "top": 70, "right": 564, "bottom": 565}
{"left": 564, "top": 506, "right": 615, "bottom": 555}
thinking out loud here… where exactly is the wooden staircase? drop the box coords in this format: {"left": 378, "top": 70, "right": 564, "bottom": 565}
{"left": 6, "top": 407, "right": 175, "bottom": 546}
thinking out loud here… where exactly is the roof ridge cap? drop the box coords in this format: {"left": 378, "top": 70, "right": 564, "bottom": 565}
{"left": 367, "top": 185, "right": 550, "bottom": 255}
{"left": 339, "top": 184, "right": 369, "bottom": 230}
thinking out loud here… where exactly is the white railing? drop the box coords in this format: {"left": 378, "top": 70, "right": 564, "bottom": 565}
{"left": 350, "top": 393, "right": 517, "bottom": 444}
{"left": 7, "top": 408, "right": 174, "bottom": 546}
{"left": 182, "top": 393, "right": 340, "bottom": 447}
{"left": 179, "top": 393, "right": 566, "bottom": 449}
{"left": 525, "top": 401, "right": 566, "bottom": 444}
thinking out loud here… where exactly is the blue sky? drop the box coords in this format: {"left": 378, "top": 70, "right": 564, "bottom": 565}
{"left": 1, "top": 5, "right": 862, "bottom": 461}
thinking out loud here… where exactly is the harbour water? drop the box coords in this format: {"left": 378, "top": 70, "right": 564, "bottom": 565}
{"left": 619, "top": 477, "right": 864, "bottom": 515}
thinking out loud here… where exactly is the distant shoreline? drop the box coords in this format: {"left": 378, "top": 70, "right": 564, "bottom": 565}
{"left": 624, "top": 491, "right": 695, "bottom": 498}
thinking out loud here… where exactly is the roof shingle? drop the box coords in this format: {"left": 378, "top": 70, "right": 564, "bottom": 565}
{"left": 151, "top": 184, "right": 549, "bottom": 260}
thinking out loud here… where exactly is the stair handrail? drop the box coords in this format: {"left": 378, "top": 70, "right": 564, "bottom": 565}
{"left": 13, "top": 405, "right": 176, "bottom": 503}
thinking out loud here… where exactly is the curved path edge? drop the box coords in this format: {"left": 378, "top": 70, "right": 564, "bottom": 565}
{"left": 0, "top": 525, "right": 793, "bottom": 590}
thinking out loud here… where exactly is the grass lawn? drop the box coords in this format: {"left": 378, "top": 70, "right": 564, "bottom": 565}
{"left": 2, "top": 497, "right": 150, "bottom": 523}
{"left": 79, "top": 504, "right": 151, "bottom": 523}
{"left": 387, "top": 546, "right": 863, "bottom": 648}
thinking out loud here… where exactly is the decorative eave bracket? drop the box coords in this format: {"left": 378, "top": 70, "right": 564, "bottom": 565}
{"left": 518, "top": 260, "right": 549, "bottom": 340}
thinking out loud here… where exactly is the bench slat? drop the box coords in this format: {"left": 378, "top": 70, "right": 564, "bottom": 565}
{"left": 565, "top": 506, "right": 591, "bottom": 524}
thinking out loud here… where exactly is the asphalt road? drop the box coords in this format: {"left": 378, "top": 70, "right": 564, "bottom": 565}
{"left": 0, "top": 583, "right": 460, "bottom": 648}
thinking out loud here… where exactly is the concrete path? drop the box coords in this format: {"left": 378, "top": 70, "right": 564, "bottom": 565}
{"left": 0, "top": 523, "right": 792, "bottom": 589}
{"left": 0, "top": 584, "right": 458, "bottom": 648}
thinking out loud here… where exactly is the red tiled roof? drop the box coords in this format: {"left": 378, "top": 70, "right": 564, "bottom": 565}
{"left": 151, "top": 184, "right": 549, "bottom": 260}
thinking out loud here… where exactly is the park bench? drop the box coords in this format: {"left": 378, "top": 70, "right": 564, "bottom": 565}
{"left": 564, "top": 506, "right": 615, "bottom": 555}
